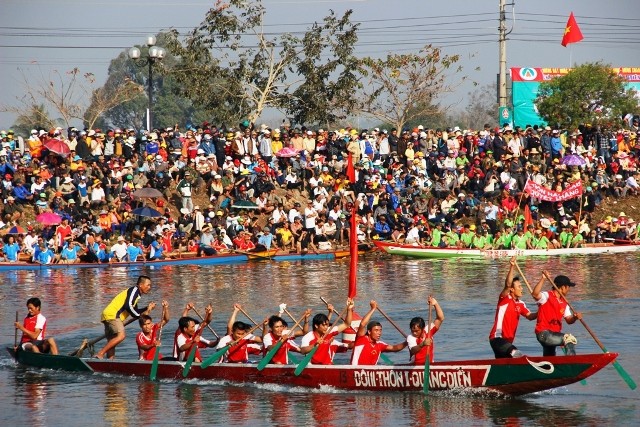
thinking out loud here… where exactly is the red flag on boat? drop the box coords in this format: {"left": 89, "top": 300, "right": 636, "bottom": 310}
{"left": 346, "top": 153, "right": 356, "bottom": 183}
{"left": 561, "top": 12, "right": 584, "bottom": 47}
{"left": 348, "top": 202, "right": 358, "bottom": 299}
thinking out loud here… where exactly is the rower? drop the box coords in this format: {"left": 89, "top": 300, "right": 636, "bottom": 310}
{"left": 15, "top": 297, "right": 58, "bottom": 355}
{"left": 214, "top": 303, "right": 263, "bottom": 363}
{"left": 299, "top": 299, "right": 354, "bottom": 365}
{"left": 173, "top": 304, "right": 216, "bottom": 362}
{"left": 350, "top": 300, "right": 407, "bottom": 365}
{"left": 407, "top": 296, "right": 444, "bottom": 365}
{"left": 261, "top": 310, "right": 311, "bottom": 364}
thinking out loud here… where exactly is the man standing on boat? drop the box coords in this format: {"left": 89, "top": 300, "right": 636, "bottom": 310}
{"left": 531, "top": 272, "right": 581, "bottom": 356}
{"left": 489, "top": 258, "right": 537, "bottom": 358}
{"left": 300, "top": 299, "right": 354, "bottom": 364}
{"left": 350, "top": 300, "right": 407, "bottom": 365}
{"left": 94, "top": 275, "right": 155, "bottom": 359}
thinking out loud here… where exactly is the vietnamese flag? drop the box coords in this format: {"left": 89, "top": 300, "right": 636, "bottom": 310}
{"left": 561, "top": 12, "right": 584, "bottom": 47}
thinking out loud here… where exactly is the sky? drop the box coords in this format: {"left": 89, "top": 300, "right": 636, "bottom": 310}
{"left": 1, "top": 0, "right": 638, "bottom": 130}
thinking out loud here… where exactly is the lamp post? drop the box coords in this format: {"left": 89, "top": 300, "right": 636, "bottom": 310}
{"left": 128, "top": 36, "right": 166, "bottom": 132}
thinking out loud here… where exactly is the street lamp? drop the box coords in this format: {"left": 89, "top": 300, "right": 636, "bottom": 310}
{"left": 128, "top": 36, "right": 166, "bottom": 131}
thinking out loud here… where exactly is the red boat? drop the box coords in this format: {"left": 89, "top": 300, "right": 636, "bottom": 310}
{"left": 7, "top": 348, "right": 617, "bottom": 396}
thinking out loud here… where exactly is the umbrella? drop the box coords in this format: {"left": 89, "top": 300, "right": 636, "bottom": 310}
{"left": 36, "top": 212, "right": 62, "bottom": 226}
{"left": 7, "top": 225, "right": 26, "bottom": 234}
{"left": 133, "top": 187, "right": 164, "bottom": 199}
{"left": 562, "top": 154, "right": 586, "bottom": 166}
{"left": 231, "top": 199, "right": 260, "bottom": 210}
{"left": 275, "top": 147, "right": 300, "bottom": 158}
{"left": 132, "top": 206, "right": 163, "bottom": 218}
{"left": 44, "top": 139, "right": 71, "bottom": 156}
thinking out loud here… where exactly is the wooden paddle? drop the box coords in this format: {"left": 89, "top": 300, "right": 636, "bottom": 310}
{"left": 423, "top": 301, "right": 432, "bottom": 395}
{"left": 14, "top": 311, "right": 19, "bottom": 350}
{"left": 149, "top": 304, "right": 166, "bottom": 381}
{"left": 191, "top": 307, "right": 220, "bottom": 338}
{"left": 542, "top": 271, "right": 637, "bottom": 390}
{"left": 376, "top": 306, "right": 408, "bottom": 338}
{"left": 200, "top": 323, "right": 263, "bottom": 369}
{"left": 68, "top": 316, "right": 137, "bottom": 357}
{"left": 513, "top": 262, "right": 587, "bottom": 385}
{"left": 258, "top": 313, "right": 307, "bottom": 371}
{"left": 182, "top": 310, "right": 212, "bottom": 377}
{"left": 238, "top": 307, "right": 264, "bottom": 331}
{"left": 232, "top": 248, "right": 273, "bottom": 261}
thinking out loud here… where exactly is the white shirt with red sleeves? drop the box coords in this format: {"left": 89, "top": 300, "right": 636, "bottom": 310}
{"left": 21, "top": 313, "right": 46, "bottom": 343}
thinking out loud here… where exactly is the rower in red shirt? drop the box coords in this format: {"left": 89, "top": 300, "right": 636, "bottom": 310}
{"left": 14, "top": 297, "right": 58, "bottom": 355}
{"left": 489, "top": 258, "right": 537, "bottom": 358}
{"left": 215, "top": 303, "right": 263, "bottom": 363}
{"left": 136, "top": 300, "right": 169, "bottom": 360}
{"left": 262, "top": 311, "right": 311, "bottom": 365}
{"left": 300, "top": 299, "right": 354, "bottom": 365}
{"left": 532, "top": 271, "right": 582, "bottom": 356}
{"left": 350, "top": 300, "right": 407, "bottom": 365}
{"left": 173, "top": 304, "right": 217, "bottom": 362}
{"left": 407, "top": 296, "right": 445, "bottom": 365}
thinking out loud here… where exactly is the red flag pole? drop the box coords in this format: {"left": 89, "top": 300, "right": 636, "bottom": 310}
{"left": 348, "top": 202, "right": 358, "bottom": 299}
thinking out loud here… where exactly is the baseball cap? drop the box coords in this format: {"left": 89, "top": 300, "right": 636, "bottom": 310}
{"left": 554, "top": 275, "right": 576, "bottom": 287}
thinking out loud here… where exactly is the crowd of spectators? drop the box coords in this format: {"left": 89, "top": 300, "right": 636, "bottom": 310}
{"left": 0, "top": 116, "right": 639, "bottom": 263}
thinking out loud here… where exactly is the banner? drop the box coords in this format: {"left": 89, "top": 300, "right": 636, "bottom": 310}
{"left": 524, "top": 179, "right": 583, "bottom": 202}
{"left": 510, "top": 67, "right": 640, "bottom": 126}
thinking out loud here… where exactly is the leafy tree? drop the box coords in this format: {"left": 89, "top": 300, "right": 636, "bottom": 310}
{"left": 358, "top": 45, "right": 465, "bottom": 133}
{"left": 164, "top": 0, "right": 360, "bottom": 127}
{"left": 286, "top": 10, "right": 360, "bottom": 127}
{"left": 535, "top": 62, "right": 638, "bottom": 129}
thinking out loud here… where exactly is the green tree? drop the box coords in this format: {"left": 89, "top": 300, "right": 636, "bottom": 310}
{"left": 358, "top": 45, "right": 465, "bottom": 133}
{"left": 164, "top": 0, "right": 360, "bottom": 127}
{"left": 286, "top": 10, "right": 360, "bottom": 127}
{"left": 535, "top": 62, "right": 638, "bottom": 129}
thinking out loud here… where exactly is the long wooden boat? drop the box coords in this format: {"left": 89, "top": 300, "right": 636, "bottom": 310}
{"left": 373, "top": 240, "right": 640, "bottom": 259}
{"left": 7, "top": 348, "right": 616, "bottom": 396}
{"left": 0, "top": 252, "right": 247, "bottom": 272}
{"left": 246, "top": 249, "right": 361, "bottom": 261}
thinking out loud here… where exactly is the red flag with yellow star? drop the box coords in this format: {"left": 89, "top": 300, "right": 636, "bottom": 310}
{"left": 561, "top": 12, "right": 584, "bottom": 47}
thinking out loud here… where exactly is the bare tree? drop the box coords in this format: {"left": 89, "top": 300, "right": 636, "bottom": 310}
{"left": 358, "top": 45, "right": 465, "bottom": 132}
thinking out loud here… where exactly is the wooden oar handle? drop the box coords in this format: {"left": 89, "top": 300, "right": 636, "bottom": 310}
{"left": 514, "top": 262, "right": 535, "bottom": 294}
{"left": 377, "top": 306, "right": 408, "bottom": 338}
{"left": 191, "top": 307, "right": 220, "bottom": 338}
{"left": 542, "top": 272, "right": 608, "bottom": 351}
{"left": 239, "top": 307, "right": 264, "bottom": 331}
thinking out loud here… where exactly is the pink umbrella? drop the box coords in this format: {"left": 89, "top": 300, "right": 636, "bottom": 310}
{"left": 275, "top": 147, "right": 300, "bottom": 158}
{"left": 44, "top": 139, "right": 71, "bottom": 156}
{"left": 36, "top": 212, "right": 62, "bottom": 226}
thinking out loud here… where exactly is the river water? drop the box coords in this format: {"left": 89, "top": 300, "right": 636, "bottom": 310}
{"left": 1, "top": 253, "right": 638, "bottom": 426}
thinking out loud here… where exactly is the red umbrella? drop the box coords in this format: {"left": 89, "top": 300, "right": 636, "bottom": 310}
{"left": 44, "top": 139, "right": 71, "bottom": 156}
{"left": 36, "top": 212, "right": 62, "bottom": 226}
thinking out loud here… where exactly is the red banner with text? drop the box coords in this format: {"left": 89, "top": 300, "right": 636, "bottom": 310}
{"left": 524, "top": 180, "right": 583, "bottom": 202}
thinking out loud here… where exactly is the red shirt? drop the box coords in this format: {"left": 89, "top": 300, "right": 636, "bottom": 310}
{"left": 535, "top": 291, "right": 571, "bottom": 334}
{"left": 350, "top": 334, "right": 388, "bottom": 365}
{"left": 300, "top": 330, "right": 342, "bottom": 365}
{"left": 21, "top": 313, "right": 46, "bottom": 343}
{"left": 407, "top": 324, "right": 439, "bottom": 365}
{"left": 136, "top": 324, "right": 160, "bottom": 360}
{"left": 263, "top": 332, "right": 298, "bottom": 364}
{"left": 489, "top": 294, "right": 531, "bottom": 342}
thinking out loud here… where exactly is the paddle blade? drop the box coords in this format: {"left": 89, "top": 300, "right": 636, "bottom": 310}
{"left": 380, "top": 353, "right": 393, "bottom": 365}
{"left": 182, "top": 344, "right": 198, "bottom": 377}
{"left": 613, "top": 360, "right": 637, "bottom": 390}
{"left": 423, "top": 358, "right": 430, "bottom": 394}
{"left": 258, "top": 340, "right": 284, "bottom": 371}
{"left": 150, "top": 347, "right": 161, "bottom": 381}
{"left": 200, "top": 345, "right": 230, "bottom": 369}
{"left": 294, "top": 346, "right": 318, "bottom": 376}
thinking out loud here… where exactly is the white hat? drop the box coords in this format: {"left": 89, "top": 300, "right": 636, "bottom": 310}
{"left": 88, "top": 130, "right": 96, "bottom": 137}
{"left": 124, "top": 161, "right": 133, "bottom": 167}
{"left": 214, "top": 174, "right": 221, "bottom": 179}
{"left": 241, "top": 156, "right": 251, "bottom": 165}
{"left": 64, "top": 177, "right": 73, "bottom": 183}
{"left": 117, "top": 235, "right": 125, "bottom": 242}
{"left": 197, "top": 149, "right": 205, "bottom": 154}
{"left": 180, "top": 208, "right": 190, "bottom": 214}
{"left": 155, "top": 155, "right": 163, "bottom": 160}
{"left": 225, "top": 156, "right": 233, "bottom": 161}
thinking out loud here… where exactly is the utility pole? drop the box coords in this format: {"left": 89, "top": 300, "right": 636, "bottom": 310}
{"left": 498, "top": 0, "right": 507, "bottom": 108}
{"left": 497, "top": 0, "right": 511, "bottom": 126}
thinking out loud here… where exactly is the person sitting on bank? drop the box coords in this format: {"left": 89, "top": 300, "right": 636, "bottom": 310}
{"left": 14, "top": 297, "right": 59, "bottom": 355}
